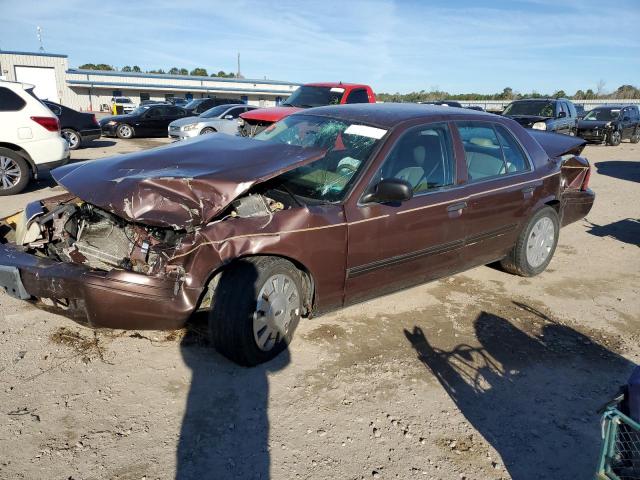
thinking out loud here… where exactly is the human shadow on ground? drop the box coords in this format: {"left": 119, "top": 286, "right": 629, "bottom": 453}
{"left": 177, "top": 260, "right": 290, "bottom": 480}
{"left": 405, "top": 302, "right": 635, "bottom": 479}
{"left": 586, "top": 218, "right": 640, "bottom": 247}
{"left": 595, "top": 161, "right": 640, "bottom": 183}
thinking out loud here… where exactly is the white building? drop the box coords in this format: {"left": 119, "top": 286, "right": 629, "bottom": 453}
{"left": 0, "top": 50, "right": 300, "bottom": 111}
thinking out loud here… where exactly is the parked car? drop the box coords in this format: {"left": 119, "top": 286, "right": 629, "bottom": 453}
{"left": 502, "top": 98, "right": 578, "bottom": 135}
{"left": 419, "top": 100, "right": 463, "bottom": 107}
{"left": 140, "top": 100, "right": 168, "bottom": 106}
{"left": 100, "top": 104, "right": 187, "bottom": 138}
{"left": 577, "top": 105, "right": 640, "bottom": 146}
{"left": 167, "top": 98, "right": 189, "bottom": 108}
{"left": 0, "top": 80, "right": 69, "bottom": 195}
{"left": 42, "top": 100, "right": 101, "bottom": 150}
{"left": 110, "top": 96, "right": 136, "bottom": 114}
{"left": 183, "top": 98, "right": 221, "bottom": 116}
{"left": 168, "top": 104, "right": 258, "bottom": 140}
{"left": 238, "top": 82, "right": 376, "bottom": 136}
{"left": 0, "top": 104, "right": 594, "bottom": 365}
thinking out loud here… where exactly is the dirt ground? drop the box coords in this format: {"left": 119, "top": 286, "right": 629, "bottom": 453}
{"left": 0, "top": 136, "right": 638, "bottom": 480}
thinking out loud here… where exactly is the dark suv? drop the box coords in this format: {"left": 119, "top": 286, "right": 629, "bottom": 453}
{"left": 502, "top": 98, "right": 578, "bottom": 135}
{"left": 577, "top": 105, "right": 640, "bottom": 146}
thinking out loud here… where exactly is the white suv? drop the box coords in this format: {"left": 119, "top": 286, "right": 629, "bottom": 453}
{"left": 0, "top": 80, "right": 69, "bottom": 195}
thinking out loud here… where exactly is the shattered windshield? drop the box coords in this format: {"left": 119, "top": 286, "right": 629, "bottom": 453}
{"left": 503, "top": 101, "right": 554, "bottom": 117}
{"left": 583, "top": 108, "right": 621, "bottom": 121}
{"left": 254, "top": 114, "right": 386, "bottom": 202}
{"left": 281, "top": 86, "right": 345, "bottom": 108}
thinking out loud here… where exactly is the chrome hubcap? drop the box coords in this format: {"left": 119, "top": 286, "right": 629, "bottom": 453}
{"left": 526, "top": 217, "right": 555, "bottom": 268}
{"left": 0, "top": 156, "right": 21, "bottom": 190}
{"left": 253, "top": 273, "right": 300, "bottom": 352}
{"left": 119, "top": 125, "right": 131, "bottom": 137}
{"left": 63, "top": 130, "right": 79, "bottom": 148}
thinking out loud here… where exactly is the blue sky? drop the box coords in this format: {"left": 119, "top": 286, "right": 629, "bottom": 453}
{"left": 2, "top": 0, "right": 639, "bottom": 94}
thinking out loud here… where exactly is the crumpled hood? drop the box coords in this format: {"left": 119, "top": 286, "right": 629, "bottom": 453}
{"left": 578, "top": 119, "right": 612, "bottom": 128}
{"left": 51, "top": 134, "right": 325, "bottom": 229}
{"left": 505, "top": 115, "right": 551, "bottom": 127}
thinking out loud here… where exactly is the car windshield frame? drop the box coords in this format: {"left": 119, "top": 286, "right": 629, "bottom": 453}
{"left": 129, "top": 105, "right": 151, "bottom": 116}
{"left": 503, "top": 101, "right": 554, "bottom": 117}
{"left": 281, "top": 86, "right": 346, "bottom": 108}
{"left": 253, "top": 114, "right": 387, "bottom": 203}
{"left": 583, "top": 108, "right": 621, "bottom": 121}
{"left": 184, "top": 99, "right": 205, "bottom": 109}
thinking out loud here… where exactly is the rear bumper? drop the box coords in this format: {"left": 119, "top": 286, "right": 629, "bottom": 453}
{"left": 560, "top": 189, "right": 595, "bottom": 227}
{"left": 80, "top": 128, "right": 102, "bottom": 142}
{"left": 577, "top": 129, "right": 606, "bottom": 142}
{"left": 0, "top": 240, "right": 201, "bottom": 330}
{"left": 100, "top": 124, "right": 117, "bottom": 137}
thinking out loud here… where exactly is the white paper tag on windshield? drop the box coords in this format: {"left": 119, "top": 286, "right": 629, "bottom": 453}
{"left": 330, "top": 87, "right": 345, "bottom": 93}
{"left": 344, "top": 124, "right": 387, "bottom": 139}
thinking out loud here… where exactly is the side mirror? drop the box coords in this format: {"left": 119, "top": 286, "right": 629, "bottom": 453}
{"left": 361, "top": 178, "right": 413, "bottom": 204}
{"left": 557, "top": 111, "right": 567, "bottom": 118}
{"left": 224, "top": 114, "right": 234, "bottom": 120}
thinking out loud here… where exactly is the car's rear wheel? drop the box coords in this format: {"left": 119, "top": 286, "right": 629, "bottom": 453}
{"left": 116, "top": 124, "right": 134, "bottom": 139}
{"left": 200, "top": 127, "right": 216, "bottom": 135}
{"left": 61, "top": 128, "right": 81, "bottom": 150}
{"left": 208, "top": 256, "right": 304, "bottom": 366}
{"left": 0, "top": 148, "right": 30, "bottom": 196}
{"left": 500, "top": 206, "right": 559, "bottom": 277}
{"left": 607, "top": 130, "right": 621, "bottom": 146}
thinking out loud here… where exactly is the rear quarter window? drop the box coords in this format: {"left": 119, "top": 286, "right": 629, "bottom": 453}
{"left": 0, "top": 87, "right": 27, "bottom": 111}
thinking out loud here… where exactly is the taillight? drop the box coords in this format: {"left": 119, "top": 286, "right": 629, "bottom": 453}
{"left": 31, "top": 116, "right": 60, "bottom": 132}
{"left": 91, "top": 114, "right": 99, "bottom": 126}
{"left": 581, "top": 166, "right": 591, "bottom": 191}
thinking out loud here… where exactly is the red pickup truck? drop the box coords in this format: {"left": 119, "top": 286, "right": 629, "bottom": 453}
{"left": 238, "top": 82, "right": 376, "bottom": 136}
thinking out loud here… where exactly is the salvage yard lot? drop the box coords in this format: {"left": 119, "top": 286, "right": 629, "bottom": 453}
{"left": 0, "top": 138, "right": 638, "bottom": 479}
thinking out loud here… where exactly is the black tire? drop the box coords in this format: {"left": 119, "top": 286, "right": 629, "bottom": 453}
{"left": 606, "top": 129, "right": 621, "bottom": 146}
{"left": 209, "top": 256, "right": 304, "bottom": 366}
{"left": 630, "top": 129, "right": 640, "bottom": 144}
{"left": 61, "top": 128, "right": 82, "bottom": 150}
{"left": 116, "top": 124, "right": 134, "bottom": 139}
{"left": 500, "top": 206, "right": 560, "bottom": 277}
{"left": 0, "top": 148, "right": 30, "bottom": 196}
{"left": 200, "top": 127, "right": 216, "bottom": 135}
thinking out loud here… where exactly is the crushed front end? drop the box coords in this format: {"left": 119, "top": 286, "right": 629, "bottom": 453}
{"left": 0, "top": 193, "right": 203, "bottom": 329}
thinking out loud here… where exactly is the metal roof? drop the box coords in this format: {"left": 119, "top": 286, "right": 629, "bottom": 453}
{"left": 0, "top": 50, "right": 68, "bottom": 58}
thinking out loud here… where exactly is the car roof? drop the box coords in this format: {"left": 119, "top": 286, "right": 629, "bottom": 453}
{"left": 591, "top": 104, "right": 631, "bottom": 109}
{"left": 299, "top": 103, "right": 489, "bottom": 129}
{"left": 304, "top": 82, "right": 369, "bottom": 89}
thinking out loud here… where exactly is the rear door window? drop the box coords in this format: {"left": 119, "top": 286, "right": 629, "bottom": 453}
{"left": 0, "top": 87, "right": 27, "bottom": 111}
{"left": 457, "top": 122, "right": 530, "bottom": 182}
{"left": 346, "top": 89, "right": 369, "bottom": 104}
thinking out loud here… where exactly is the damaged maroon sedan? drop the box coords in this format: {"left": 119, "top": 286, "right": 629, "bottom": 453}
{"left": 0, "top": 104, "right": 594, "bottom": 366}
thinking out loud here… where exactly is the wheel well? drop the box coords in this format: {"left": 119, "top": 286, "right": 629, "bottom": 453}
{"left": 0, "top": 142, "right": 36, "bottom": 176}
{"left": 545, "top": 199, "right": 560, "bottom": 214}
{"left": 198, "top": 254, "right": 316, "bottom": 316}
{"left": 201, "top": 127, "right": 217, "bottom": 133}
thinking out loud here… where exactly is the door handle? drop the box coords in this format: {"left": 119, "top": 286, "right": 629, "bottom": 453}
{"left": 447, "top": 201, "right": 467, "bottom": 212}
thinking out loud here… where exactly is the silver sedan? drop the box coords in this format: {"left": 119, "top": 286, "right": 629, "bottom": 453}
{"left": 168, "top": 104, "right": 257, "bottom": 140}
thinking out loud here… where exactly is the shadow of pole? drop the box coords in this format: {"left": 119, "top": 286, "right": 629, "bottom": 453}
{"left": 404, "top": 302, "right": 634, "bottom": 479}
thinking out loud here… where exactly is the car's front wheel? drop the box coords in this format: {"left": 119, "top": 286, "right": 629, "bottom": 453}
{"left": 500, "top": 206, "right": 559, "bottom": 277}
{"left": 631, "top": 129, "right": 640, "bottom": 144}
{"left": 61, "top": 128, "right": 81, "bottom": 150}
{"left": 0, "top": 148, "right": 30, "bottom": 196}
{"left": 200, "top": 127, "right": 216, "bottom": 135}
{"left": 607, "top": 129, "right": 621, "bottom": 146}
{"left": 116, "top": 124, "right": 134, "bottom": 139}
{"left": 209, "top": 257, "right": 304, "bottom": 366}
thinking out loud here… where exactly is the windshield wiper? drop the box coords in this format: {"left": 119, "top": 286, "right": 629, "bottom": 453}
{"left": 278, "top": 183, "right": 304, "bottom": 207}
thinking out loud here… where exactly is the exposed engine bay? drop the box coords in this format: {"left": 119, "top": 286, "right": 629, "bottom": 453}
{"left": 3, "top": 189, "right": 291, "bottom": 275}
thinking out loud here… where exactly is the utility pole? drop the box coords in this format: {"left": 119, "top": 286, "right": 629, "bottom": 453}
{"left": 36, "top": 26, "right": 44, "bottom": 52}
{"left": 237, "top": 52, "right": 241, "bottom": 78}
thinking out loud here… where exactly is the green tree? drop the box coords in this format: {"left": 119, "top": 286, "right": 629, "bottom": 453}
{"left": 169, "top": 67, "right": 180, "bottom": 75}
{"left": 147, "top": 69, "right": 166, "bottom": 74}
{"left": 573, "top": 90, "right": 585, "bottom": 100}
{"left": 190, "top": 68, "right": 208, "bottom": 76}
{"left": 132, "top": 65, "right": 141, "bottom": 73}
{"left": 553, "top": 90, "right": 566, "bottom": 98}
{"left": 585, "top": 89, "right": 596, "bottom": 99}
{"left": 179, "top": 68, "right": 188, "bottom": 75}
{"left": 78, "top": 63, "right": 96, "bottom": 70}
{"left": 95, "top": 63, "right": 115, "bottom": 71}
{"left": 121, "top": 66, "right": 132, "bottom": 72}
